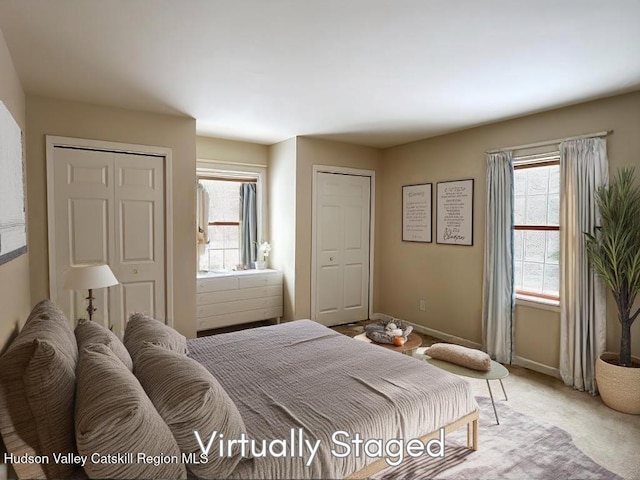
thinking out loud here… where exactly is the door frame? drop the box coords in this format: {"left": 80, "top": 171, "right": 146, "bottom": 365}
{"left": 45, "top": 135, "right": 174, "bottom": 325}
{"left": 311, "top": 165, "right": 375, "bottom": 323}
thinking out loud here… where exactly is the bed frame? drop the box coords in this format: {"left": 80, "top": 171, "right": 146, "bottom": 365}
{"left": 347, "top": 409, "right": 479, "bottom": 479}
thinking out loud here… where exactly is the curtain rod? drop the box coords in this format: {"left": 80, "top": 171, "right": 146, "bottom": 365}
{"left": 486, "top": 130, "right": 612, "bottom": 154}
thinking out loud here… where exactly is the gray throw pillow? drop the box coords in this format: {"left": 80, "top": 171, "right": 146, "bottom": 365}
{"left": 123, "top": 313, "right": 187, "bottom": 363}
{"left": 0, "top": 299, "right": 79, "bottom": 479}
{"left": 75, "top": 343, "right": 186, "bottom": 480}
{"left": 75, "top": 318, "right": 133, "bottom": 370}
{"left": 134, "top": 342, "right": 247, "bottom": 479}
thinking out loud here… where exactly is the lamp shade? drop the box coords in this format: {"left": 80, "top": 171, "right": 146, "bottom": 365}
{"left": 63, "top": 264, "right": 119, "bottom": 290}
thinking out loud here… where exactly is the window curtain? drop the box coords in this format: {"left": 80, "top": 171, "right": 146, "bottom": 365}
{"left": 240, "top": 183, "right": 258, "bottom": 267}
{"left": 559, "top": 137, "right": 608, "bottom": 394}
{"left": 482, "top": 151, "right": 514, "bottom": 364}
{"left": 196, "top": 182, "right": 209, "bottom": 257}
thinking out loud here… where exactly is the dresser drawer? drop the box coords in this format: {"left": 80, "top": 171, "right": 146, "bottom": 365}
{"left": 197, "top": 285, "right": 282, "bottom": 306}
{"left": 238, "top": 272, "right": 282, "bottom": 288}
{"left": 197, "top": 295, "right": 282, "bottom": 317}
{"left": 197, "top": 276, "right": 239, "bottom": 293}
{"left": 198, "top": 306, "right": 283, "bottom": 330}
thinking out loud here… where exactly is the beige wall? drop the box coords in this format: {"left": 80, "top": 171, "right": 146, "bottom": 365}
{"left": 294, "top": 137, "right": 382, "bottom": 319}
{"left": 380, "top": 91, "right": 640, "bottom": 369}
{"left": 25, "top": 96, "right": 197, "bottom": 338}
{"left": 196, "top": 135, "right": 268, "bottom": 166}
{"left": 268, "top": 138, "right": 297, "bottom": 320}
{"left": 514, "top": 305, "right": 560, "bottom": 369}
{"left": 0, "top": 27, "right": 30, "bottom": 353}
{"left": 267, "top": 136, "right": 382, "bottom": 321}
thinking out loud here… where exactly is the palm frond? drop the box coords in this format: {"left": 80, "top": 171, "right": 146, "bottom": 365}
{"left": 584, "top": 167, "right": 640, "bottom": 358}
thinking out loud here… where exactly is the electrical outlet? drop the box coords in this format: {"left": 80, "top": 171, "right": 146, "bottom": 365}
{"left": 419, "top": 299, "right": 426, "bottom": 311}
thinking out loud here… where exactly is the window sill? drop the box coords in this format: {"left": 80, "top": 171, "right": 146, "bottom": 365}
{"left": 515, "top": 294, "right": 560, "bottom": 313}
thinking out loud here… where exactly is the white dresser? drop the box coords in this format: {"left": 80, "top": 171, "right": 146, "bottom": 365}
{"left": 196, "top": 269, "right": 283, "bottom": 331}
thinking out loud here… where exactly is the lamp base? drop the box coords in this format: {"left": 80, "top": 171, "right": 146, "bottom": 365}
{"left": 86, "top": 288, "right": 96, "bottom": 321}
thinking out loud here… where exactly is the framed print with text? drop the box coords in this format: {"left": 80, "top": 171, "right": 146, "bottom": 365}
{"left": 402, "top": 183, "right": 432, "bottom": 242}
{"left": 436, "top": 179, "right": 473, "bottom": 246}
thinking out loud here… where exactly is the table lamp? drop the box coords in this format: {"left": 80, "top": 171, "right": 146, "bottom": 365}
{"left": 63, "top": 264, "right": 119, "bottom": 320}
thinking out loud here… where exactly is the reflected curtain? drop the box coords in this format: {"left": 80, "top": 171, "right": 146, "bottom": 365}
{"left": 240, "top": 183, "right": 258, "bottom": 267}
{"left": 559, "top": 137, "right": 608, "bottom": 394}
{"left": 482, "top": 151, "right": 514, "bottom": 364}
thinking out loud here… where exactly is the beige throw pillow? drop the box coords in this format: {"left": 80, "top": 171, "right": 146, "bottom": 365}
{"left": 134, "top": 342, "right": 247, "bottom": 479}
{"left": 75, "top": 343, "right": 186, "bottom": 480}
{"left": 0, "top": 299, "right": 79, "bottom": 479}
{"left": 124, "top": 313, "right": 187, "bottom": 362}
{"left": 75, "top": 318, "right": 132, "bottom": 370}
{"left": 425, "top": 343, "right": 492, "bottom": 371}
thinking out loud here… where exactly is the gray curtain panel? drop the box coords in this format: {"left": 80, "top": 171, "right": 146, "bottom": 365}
{"left": 240, "top": 183, "right": 258, "bottom": 268}
{"left": 559, "top": 137, "right": 608, "bottom": 394}
{"left": 482, "top": 151, "right": 514, "bottom": 364}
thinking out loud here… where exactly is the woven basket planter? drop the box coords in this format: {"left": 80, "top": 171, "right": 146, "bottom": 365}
{"left": 596, "top": 353, "right": 640, "bottom": 414}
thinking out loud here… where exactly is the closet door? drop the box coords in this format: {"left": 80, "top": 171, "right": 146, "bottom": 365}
{"left": 113, "top": 153, "right": 165, "bottom": 325}
{"left": 314, "top": 172, "right": 371, "bottom": 326}
{"left": 50, "top": 146, "right": 166, "bottom": 335}
{"left": 51, "top": 147, "right": 116, "bottom": 329}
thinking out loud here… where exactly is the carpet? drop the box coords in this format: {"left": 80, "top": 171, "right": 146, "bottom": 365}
{"left": 372, "top": 397, "right": 621, "bottom": 480}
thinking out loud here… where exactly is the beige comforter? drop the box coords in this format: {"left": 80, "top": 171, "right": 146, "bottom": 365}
{"left": 188, "top": 320, "right": 477, "bottom": 479}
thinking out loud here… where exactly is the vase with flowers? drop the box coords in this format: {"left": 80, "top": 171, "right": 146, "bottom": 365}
{"left": 254, "top": 241, "right": 271, "bottom": 270}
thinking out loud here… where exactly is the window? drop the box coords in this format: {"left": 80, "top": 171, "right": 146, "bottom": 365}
{"left": 198, "top": 175, "right": 257, "bottom": 272}
{"left": 513, "top": 157, "right": 560, "bottom": 301}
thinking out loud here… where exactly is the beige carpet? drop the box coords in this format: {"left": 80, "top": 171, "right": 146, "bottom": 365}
{"left": 332, "top": 322, "right": 640, "bottom": 480}
{"left": 372, "top": 397, "right": 620, "bottom": 479}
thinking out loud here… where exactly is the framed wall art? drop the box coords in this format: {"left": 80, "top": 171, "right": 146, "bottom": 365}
{"left": 436, "top": 179, "right": 474, "bottom": 246}
{"left": 402, "top": 183, "right": 432, "bottom": 243}
{"left": 0, "top": 101, "right": 27, "bottom": 266}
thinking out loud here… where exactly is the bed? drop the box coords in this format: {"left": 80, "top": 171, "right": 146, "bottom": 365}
{"left": 188, "top": 320, "right": 479, "bottom": 479}
{"left": 0, "top": 301, "right": 478, "bottom": 479}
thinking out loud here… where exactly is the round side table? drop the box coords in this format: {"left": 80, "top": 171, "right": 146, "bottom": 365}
{"left": 425, "top": 357, "right": 509, "bottom": 424}
{"left": 354, "top": 332, "right": 422, "bottom": 355}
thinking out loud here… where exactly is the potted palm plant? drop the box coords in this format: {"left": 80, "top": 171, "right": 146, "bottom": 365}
{"left": 585, "top": 167, "right": 640, "bottom": 414}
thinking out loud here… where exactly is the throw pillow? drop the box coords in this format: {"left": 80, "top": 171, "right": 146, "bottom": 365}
{"left": 123, "top": 313, "right": 187, "bottom": 363}
{"left": 0, "top": 299, "right": 79, "bottom": 479}
{"left": 75, "top": 318, "right": 133, "bottom": 370}
{"left": 425, "top": 343, "right": 492, "bottom": 371}
{"left": 75, "top": 343, "right": 186, "bottom": 479}
{"left": 134, "top": 342, "right": 247, "bottom": 479}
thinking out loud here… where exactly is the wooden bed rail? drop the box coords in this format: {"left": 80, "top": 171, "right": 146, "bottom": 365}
{"left": 346, "top": 409, "right": 479, "bottom": 479}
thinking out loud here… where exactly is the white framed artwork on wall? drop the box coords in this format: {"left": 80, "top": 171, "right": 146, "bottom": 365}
{"left": 402, "top": 183, "right": 432, "bottom": 243}
{"left": 0, "top": 101, "right": 26, "bottom": 266}
{"left": 436, "top": 179, "right": 474, "bottom": 246}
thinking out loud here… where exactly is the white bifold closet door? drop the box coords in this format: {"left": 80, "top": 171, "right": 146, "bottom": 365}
{"left": 315, "top": 172, "right": 371, "bottom": 326}
{"left": 50, "top": 146, "right": 166, "bottom": 336}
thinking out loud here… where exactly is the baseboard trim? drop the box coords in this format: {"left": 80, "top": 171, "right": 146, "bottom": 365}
{"left": 512, "top": 355, "right": 561, "bottom": 379}
{"left": 371, "top": 313, "right": 560, "bottom": 379}
{"left": 371, "top": 313, "right": 482, "bottom": 350}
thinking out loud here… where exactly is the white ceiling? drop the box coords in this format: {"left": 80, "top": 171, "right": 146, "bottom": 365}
{"left": 1, "top": 0, "right": 639, "bottom": 148}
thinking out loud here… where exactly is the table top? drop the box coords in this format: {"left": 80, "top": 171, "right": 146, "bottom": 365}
{"left": 354, "top": 332, "right": 422, "bottom": 353}
{"left": 424, "top": 356, "right": 509, "bottom": 380}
